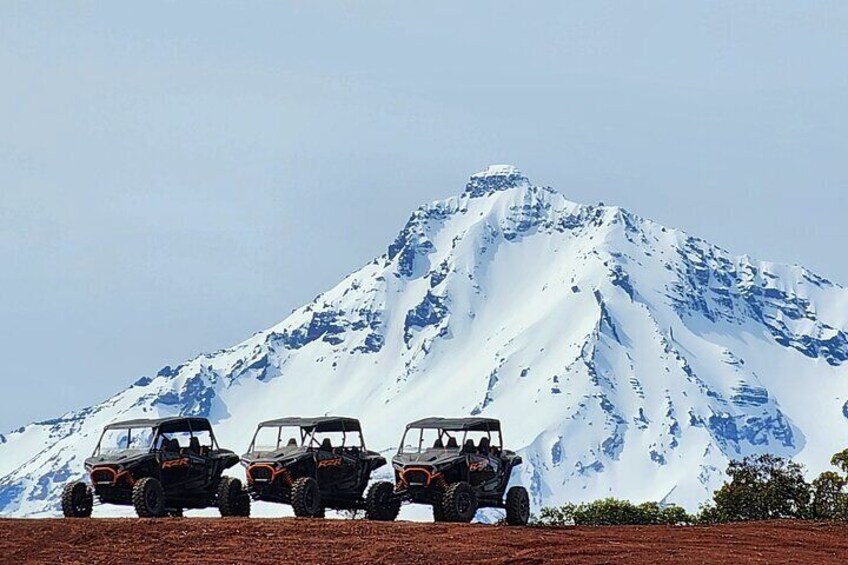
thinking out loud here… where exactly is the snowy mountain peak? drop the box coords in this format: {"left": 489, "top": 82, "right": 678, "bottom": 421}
{"left": 2, "top": 166, "right": 848, "bottom": 518}
{"left": 472, "top": 164, "right": 522, "bottom": 177}
{"left": 465, "top": 164, "right": 530, "bottom": 197}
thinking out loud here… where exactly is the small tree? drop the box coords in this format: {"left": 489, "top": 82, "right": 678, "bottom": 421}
{"left": 711, "top": 454, "right": 811, "bottom": 521}
{"left": 831, "top": 449, "right": 848, "bottom": 476}
{"left": 809, "top": 448, "right": 848, "bottom": 521}
{"left": 811, "top": 471, "right": 847, "bottom": 520}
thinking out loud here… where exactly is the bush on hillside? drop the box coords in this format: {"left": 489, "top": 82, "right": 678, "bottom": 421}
{"left": 709, "top": 454, "right": 811, "bottom": 521}
{"left": 533, "top": 449, "right": 848, "bottom": 526}
{"left": 532, "top": 498, "right": 692, "bottom": 526}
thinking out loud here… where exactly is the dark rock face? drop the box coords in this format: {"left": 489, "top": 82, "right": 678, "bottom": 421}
{"left": 464, "top": 165, "right": 529, "bottom": 198}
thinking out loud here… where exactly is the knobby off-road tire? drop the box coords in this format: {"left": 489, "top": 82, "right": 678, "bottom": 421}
{"left": 441, "top": 481, "right": 477, "bottom": 523}
{"left": 132, "top": 477, "right": 166, "bottom": 518}
{"left": 290, "top": 477, "right": 323, "bottom": 518}
{"left": 364, "top": 481, "right": 400, "bottom": 521}
{"left": 61, "top": 481, "right": 93, "bottom": 518}
{"left": 217, "top": 476, "right": 250, "bottom": 517}
{"left": 505, "top": 485, "right": 530, "bottom": 526}
{"left": 235, "top": 486, "right": 251, "bottom": 517}
{"left": 432, "top": 500, "right": 448, "bottom": 522}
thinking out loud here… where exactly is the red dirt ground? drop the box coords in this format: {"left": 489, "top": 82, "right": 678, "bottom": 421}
{"left": 1, "top": 518, "right": 846, "bottom": 564}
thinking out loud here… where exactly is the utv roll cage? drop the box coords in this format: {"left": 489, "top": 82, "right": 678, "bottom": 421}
{"left": 247, "top": 416, "right": 366, "bottom": 452}
{"left": 94, "top": 417, "right": 222, "bottom": 456}
{"left": 399, "top": 417, "right": 504, "bottom": 454}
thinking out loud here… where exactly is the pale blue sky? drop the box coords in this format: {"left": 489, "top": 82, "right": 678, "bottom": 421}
{"left": 1, "top": 2, "right": 846, "bottom": 431}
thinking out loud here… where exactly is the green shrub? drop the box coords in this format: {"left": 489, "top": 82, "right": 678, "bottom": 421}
{"left": 649, "top": 502, "right": 692, "bottom": 525}
{"left": 694, "top": 503, "right": 723, "bottom": 525}
{"left": 533, "top": 503, "right": 577, "bottom": 526}
{"left": 532, "top": 449, "right": 848, "bottom": 527}
{"left": 532, "top": 498, "right": 692, "bottom": 526}
{"left": 576, "top": 498, "right": 644, "bottom": 525}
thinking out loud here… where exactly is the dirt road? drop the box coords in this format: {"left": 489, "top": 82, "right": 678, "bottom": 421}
{"left": 1, "top": 518, "right": 846, "bottom": 564}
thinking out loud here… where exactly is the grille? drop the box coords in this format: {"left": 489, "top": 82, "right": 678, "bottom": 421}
{"left": 404, "top": 469, "right": 430, "bottom": 487}
{"left": 91, "top": 468, "right": 115, "bottom": 485}
{"left": 249, "top": 466, "right": 274, "bottom": 482}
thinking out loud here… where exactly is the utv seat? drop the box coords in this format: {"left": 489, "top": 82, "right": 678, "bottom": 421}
{"left": 462, "top": 439, "right": 476, "bottom": 453}
{"left": 161, "top": 438, "right": 179, "bottom": 453}
{"left": 320, "top": 438, "right": 333, "bottom": 451}
{"left": 432, "top": 438, "right": 444, "bottom": 449}
{"left": 189, "top": 437, "right": 201, "bottom": 455}
{"left": 286, "top": 438, "right": 298, "bottom": 447}
{"left": 446, "top": 437, "right": 459, "bottom": 449}
{"left": 478, "top": 437, "right": 490, "bottom": 455}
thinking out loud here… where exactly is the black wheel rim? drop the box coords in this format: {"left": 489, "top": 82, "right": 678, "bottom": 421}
{"left": 73, "top": 488, "right": 88, "bottom": 514}
{"left": 145, "top": 486, "right": 159, "bottom": 510}
{"left": 519, "top": 495, "right": 529, "bottom": 520}
{"left": 305, "top": 485, "right": 317, "bottom": 512}
{"left": 457, "top": 491, "right": 472, "bottom": 515}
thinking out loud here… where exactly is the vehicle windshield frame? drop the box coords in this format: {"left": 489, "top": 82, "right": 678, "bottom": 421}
{"left": 93, "top": 426, "right": 156, "bottom": 456}
{"left": 94, "top": 419, "right": 221, "bottom": 456}
{"left": 248, "top": 424, "right": 307, "bottom": 452}
{"left": 303, "top": 427, "right": 365, "bottom": 449}
{"left": 152, "top": 420, "right": 221, "bottom": 452}
{"left": 398, "top": 426, "right": 504, "bottom": 454}
{"left": 249, "top": 422, "right": 367, "bottom": 452}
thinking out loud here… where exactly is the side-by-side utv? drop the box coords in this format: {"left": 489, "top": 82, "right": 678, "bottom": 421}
{"left": 365, "top": 417, "right": 530, "bottom": 525}
{"left": 241, "top": 416, "right": 386, "bottom": 517}
{"left": 62, "top": 417, "right": 250, "bottom": 518}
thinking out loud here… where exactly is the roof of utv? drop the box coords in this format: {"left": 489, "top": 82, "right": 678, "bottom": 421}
{"left": 104, "top": 417, "right": 213, "bottom": 433}
{"left": 407, "top": 417, "right": 501, "bottom": 432}
{"left": 257, "top": 416, "right": 361, "bottom": 433}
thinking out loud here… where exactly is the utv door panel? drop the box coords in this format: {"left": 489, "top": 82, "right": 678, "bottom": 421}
{"left": 316, "top": 451, "right": 358, "bottom": 490}
{"left": 186, "top": 452, "right": 209, "bottom": 489}
{"left": 160, "top": 452, "right": 191, "bottom": 485}
{"left": 468, "top": 454, "right": 499, "bottom": 487}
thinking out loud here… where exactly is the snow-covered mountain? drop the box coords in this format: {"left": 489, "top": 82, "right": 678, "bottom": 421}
{"left": 3, "top": 165, "right": 848, "bottom": 518}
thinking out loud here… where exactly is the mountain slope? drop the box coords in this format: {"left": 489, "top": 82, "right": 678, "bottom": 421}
{"left": 3, "top": 165, "right": 848, "bottom": 517}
